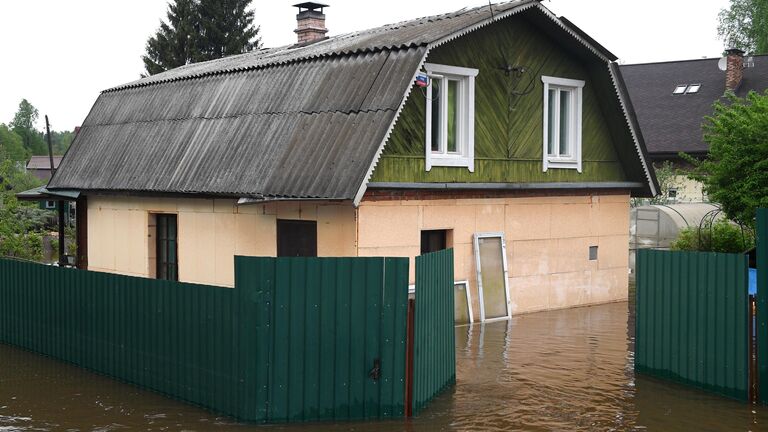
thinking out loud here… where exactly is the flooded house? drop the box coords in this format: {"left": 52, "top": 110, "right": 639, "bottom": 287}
{"left": 46, "top": 0, "right": 657, "bottom": 322}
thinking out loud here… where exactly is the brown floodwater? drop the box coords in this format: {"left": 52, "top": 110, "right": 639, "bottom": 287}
{"left": 1, "top": 301, "right": 766, "bottom": 431}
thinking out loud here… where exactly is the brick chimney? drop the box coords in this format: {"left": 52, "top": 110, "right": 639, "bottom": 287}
{"left": 725, "top": 48, "right": 744, "bottom": 92}
{"left": 294, "top": 2, "right": 328, "bottom": 44}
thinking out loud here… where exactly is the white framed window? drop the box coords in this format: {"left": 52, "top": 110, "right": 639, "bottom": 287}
{"left": 424, "top": 63, "right": 478, "bottom": 172}
{"left": 541, "top": 76, "right": 585, "bottom": 173}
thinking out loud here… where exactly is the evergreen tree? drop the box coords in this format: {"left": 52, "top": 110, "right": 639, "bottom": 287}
{"left": 142, "top": 0, "right": 201, "bottom": 76}
{"left": 718, "top": 0, "right": 768, "bottom": 54}
{"left": 197, "top": 0, "right": 261, "bottom": 60}
{"left": 142, "top": 0, "right": 261, "bottom": 76}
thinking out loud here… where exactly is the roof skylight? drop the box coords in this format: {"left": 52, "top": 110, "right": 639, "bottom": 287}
{"left": 672, "top": 84, "right": 702, "bottom": 95}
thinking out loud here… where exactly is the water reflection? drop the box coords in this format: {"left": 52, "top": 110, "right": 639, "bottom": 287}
{"left": 1, "top": 302, "right": 766, "bottom": 431}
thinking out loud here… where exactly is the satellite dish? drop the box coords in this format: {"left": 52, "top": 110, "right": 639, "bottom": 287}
{"left": 718, "top": 56, "right": 728, "bottom": 71}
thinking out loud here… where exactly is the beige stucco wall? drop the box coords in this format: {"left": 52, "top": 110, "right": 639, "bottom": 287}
{"left": 87, "top": 196, "right": 356, "bottom": 286}
{"left": 357, "top": 193, "right": 630, "bottom": 317}
{"left": 87, "top": 192, "right": 629, "bottom": 319}
{"left": 669, "top": 174, "right": 707, "bottom": 203}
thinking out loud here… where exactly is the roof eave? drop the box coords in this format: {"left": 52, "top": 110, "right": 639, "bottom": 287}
{"left": 609, "top": 62, "right": 659, "bottom": 198}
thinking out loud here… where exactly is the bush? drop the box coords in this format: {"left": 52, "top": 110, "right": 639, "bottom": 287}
{"left": 0, "top": 160, "right": 47, "bottom": 262}
{"left": 671, "top": 219, "right": 755, "bottom": 253}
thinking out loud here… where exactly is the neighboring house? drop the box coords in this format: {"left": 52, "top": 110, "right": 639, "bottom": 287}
{"left": 25, "top": 156, "right": 64, "bottom": 210}
{"left": 621, "top": 50, "right": 768, "bottom": 203}
{"left": 26, "top": 156, "right": 62, "bottom": 181}
{"left": 47, "top": 1, "right": 657, "bottom": 320}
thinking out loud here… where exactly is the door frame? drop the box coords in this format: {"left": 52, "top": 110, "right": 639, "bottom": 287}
{"left": 408, "top": 279, "right": 474, "bottom": 324}
{"left": 454, "top": 280, "right": 473, "bottom": 325}
{"left": 473, "top": 232, "right": 511, "bottom": 322}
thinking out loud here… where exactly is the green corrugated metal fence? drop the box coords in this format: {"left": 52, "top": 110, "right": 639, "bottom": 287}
{"left": 0, "top": 256, "right": 410, "bottom": 423}
{"left": 234, "top": 256, "right": 410, "bottom": 422}
{"left": 412, "top": 248, "right": 455, "bottom": 414}
{"left": 0, "top": 259, "right": 243, "bottom": 417}
{"left": 758, "top": 209, "right": 768, "bottom": 404}
{"left": 635, "top": 249, "right": 749, "bottom": 400}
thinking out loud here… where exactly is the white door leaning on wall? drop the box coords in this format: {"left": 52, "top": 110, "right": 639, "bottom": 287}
{"left": 474, "top": 232, "right": 511, "bottom": 322}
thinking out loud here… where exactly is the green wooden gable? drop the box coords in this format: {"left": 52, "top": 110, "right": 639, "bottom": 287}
{"left": 370, "top": 15, "right": 637, "bottom": 185}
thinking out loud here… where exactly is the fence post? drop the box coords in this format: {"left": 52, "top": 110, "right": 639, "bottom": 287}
{"left": 758, "top": 209, "right": 768, "bottom": 404}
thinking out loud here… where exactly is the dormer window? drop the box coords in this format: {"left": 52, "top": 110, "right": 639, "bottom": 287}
{"left": 424, "top": 63, "right": 478, "bottom": 172}
{"left": 542, "top": 76, "right": 584, "bottom": 172}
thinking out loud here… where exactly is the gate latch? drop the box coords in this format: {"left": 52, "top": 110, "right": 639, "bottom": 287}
{"left": 369, "top": 358, "right": 381, "bottom": 381}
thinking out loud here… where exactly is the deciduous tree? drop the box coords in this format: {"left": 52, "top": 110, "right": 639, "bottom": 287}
{"left": 718, "top": 0, "right": 768, "bottom": 54}
{"left": 687, "top": 91, "right": 768, "bottom": 226}
{"left": 9, "top": 99, "right": 46, "bottom": 156}
{"left": 0, "top": 124, "right": 28, "bottom": 162}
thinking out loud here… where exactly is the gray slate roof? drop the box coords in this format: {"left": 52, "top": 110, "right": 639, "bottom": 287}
{"left": 50, "top": 0, "right": 655, "bottom": 199}
{"left": 620, "top": 55, "right": 768, "bottom": 156}
{"left": 50, "top": 0, "right": 539, "bottom": 199}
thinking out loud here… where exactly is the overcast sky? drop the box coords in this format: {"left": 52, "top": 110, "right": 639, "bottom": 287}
{"left": 0, "top": 0, "right": 730, "bottom": 131}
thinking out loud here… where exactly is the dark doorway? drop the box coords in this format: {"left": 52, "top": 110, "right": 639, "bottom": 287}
{"left": 156, "top": 214, "right": 178, "bottom": 281}
{"left": 421, "top": 229, "right": 448, "bottom": 254}
{"left": 277, "top": 220, "right": 318, "bottom": 257}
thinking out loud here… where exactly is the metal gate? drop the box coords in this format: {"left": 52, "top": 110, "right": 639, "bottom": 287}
{"left": 234, "top": 256, "right": 411, "bottom": 422}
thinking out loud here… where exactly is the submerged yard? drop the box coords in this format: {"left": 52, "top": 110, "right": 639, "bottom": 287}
{"left": 1, "top": 301, "right": 766, "bottom": 431}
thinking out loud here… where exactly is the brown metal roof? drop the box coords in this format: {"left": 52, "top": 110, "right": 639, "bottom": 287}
{"left": 26, "top": 156, "right": 62, "bottom": 170}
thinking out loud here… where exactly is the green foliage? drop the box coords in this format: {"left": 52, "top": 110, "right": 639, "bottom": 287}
{"left": 685, "top": 91, "right": 768, "bottom": 227}
{"left": 0, "top": 160, "right": 49, "bottom": 261}
{"left": 197, "top": 0, "right": 260, "bottom": 59}
{"left": 0, "top": 124, "right": 28, "bottom": 162}
{"left": 634, "top": 160, "right": 678, "bottom": 206}
{"left": 142, "top": 0, "right": 262, "bottom": 76}
{"left": 671, "top": 218, "right": 755, "bottom": 253}
{"left": 50, "top": 130, "right": 74, "bottom": 155}
{"left": 718, "top": 0, "right": 768, "bottom": 54}
{"left": 9, "top": 99, "right": 38, "bottom": 131}
{"left": 143, "top": 0, "right": 201, "bottom": 75}
{"left": 9, "top": 99, "right": 46, "bottom": 155}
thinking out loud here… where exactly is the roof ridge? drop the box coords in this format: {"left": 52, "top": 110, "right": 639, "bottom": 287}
{"left": 622, "top": 53, "right": 768, "bottom": 67}
{"left": 104, "top": 45, "right": 422, "bottom": 93}
{"left": 104, "top": 1, "right": 530, "bottom": 93}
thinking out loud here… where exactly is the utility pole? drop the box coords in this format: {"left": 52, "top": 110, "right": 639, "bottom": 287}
{"left": 46, "top": 115, "right": 66, "bottom": 266}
